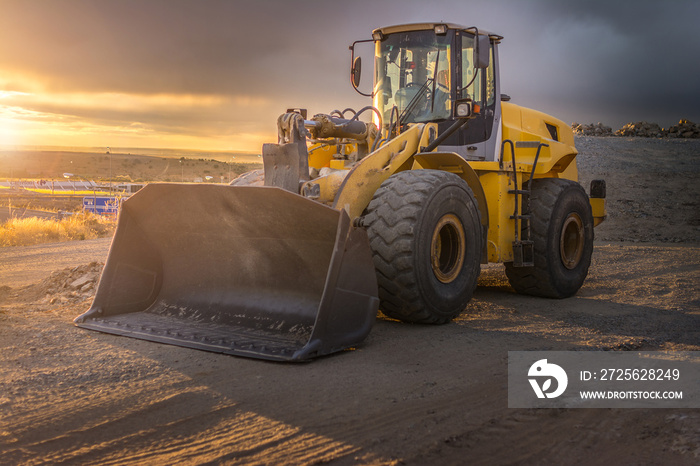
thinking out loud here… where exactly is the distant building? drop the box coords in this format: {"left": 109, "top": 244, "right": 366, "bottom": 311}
{"left": 116, "top": 183, "right": 146, "bottom": 194}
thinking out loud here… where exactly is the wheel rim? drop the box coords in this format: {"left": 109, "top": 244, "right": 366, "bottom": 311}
{"left": 560, "top": 212, "right": 584, "bottom": 270}
{"left": 431, "top": 214, "right": 466, "bottom": 283}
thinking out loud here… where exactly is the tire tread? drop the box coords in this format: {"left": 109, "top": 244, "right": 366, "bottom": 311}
{"left": 364, "top": 170, "right": 481, "bottom": 323}
{"left": 505, "top": 178, "right": 593, "bottom": 298}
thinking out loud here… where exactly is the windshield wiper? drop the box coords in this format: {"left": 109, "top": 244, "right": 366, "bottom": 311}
{"left": 430, "top": 48, "right": 440, "bottom": 113}
{"left": 398, "top": 48, "right": 442, "bottom": 124}
{"left": 398, "top": 78, "right": 433, "bottom": 124}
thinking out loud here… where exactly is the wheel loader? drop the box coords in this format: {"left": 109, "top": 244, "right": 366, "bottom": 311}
{"left": 75, "top": 23, "right": 606, "bottom": 361}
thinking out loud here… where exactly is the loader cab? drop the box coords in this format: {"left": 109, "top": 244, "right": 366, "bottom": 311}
{"left": 353, "top": 23, "right": 503, "bottom": 161}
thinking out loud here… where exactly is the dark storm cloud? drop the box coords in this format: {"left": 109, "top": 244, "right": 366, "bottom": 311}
{"left": 0, "top": 0, "right": 396, "bottom": 102}
{"left": 0, "top": 0, "right": 320, "bottom": 95}
{"left": 0, "top": 0, "right": 377, "bottom": 145}
{"left": 1, "top": 0, "right": 699, "bottom": 142}
{"left": 494, "top": 0, "right": 700, "bottom": 127}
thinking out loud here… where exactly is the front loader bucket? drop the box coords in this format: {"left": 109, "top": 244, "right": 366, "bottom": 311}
{"left": 75, "top": 184, "right": 379, "bottom": 361}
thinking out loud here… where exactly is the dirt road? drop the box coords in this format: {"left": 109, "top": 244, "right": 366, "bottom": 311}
{"left": 1, "top": 243, "right": 698, "bottom": 465}
{"left": 1, "top": 137, "right": 699, "bottom": 464}
{"left": 0, "top": 238, "right": 110, "bottom": 288}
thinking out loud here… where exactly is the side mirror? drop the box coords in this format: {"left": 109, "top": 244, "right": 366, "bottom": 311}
{"left": 349, "top": 39, "right": 374, "bottom": 97}
{"left": 474, "top": 34, "right": 490, "bottom": 69}
{"left": 351, "top": 56, "right": 362, "bottom": 88}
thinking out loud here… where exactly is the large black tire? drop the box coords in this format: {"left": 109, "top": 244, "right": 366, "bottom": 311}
{"left": 505, "top": 178, "right": 594, "bottom": 298}
{"left": 229, "top": 168, "right": 264, "bottom": 186}
{"left": 363, "top": 170, "right": 482, "bottom": 324}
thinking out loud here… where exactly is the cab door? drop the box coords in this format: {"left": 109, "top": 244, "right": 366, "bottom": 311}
{"left": 437, "top": 31, "right": 501, "bottom": 161}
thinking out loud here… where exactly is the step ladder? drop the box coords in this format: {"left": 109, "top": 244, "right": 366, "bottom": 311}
{"left": 500, "top": 140, "right": 549, "bottom": 267}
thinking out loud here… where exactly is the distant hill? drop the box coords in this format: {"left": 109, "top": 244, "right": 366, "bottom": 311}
{"left": 0, "top": 149, "right": 262, "bottom": 183}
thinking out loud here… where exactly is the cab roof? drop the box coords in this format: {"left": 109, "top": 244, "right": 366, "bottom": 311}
{"left": 372, "top": 23, "right": 503, "bottom": 42}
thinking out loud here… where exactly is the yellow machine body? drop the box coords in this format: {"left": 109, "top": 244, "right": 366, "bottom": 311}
{"left": 306, "top": 100, "right": 605, "bottom": 264}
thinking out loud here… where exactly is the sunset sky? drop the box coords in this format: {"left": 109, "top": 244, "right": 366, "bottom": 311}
{"left": 1, "top": 0, "right": 698, "bottom": 153}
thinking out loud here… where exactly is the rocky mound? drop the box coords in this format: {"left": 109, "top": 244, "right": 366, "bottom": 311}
{"left": 571, "top": 122, "right": 612, "bottom": 136}
{"left": 573, "top": 119, "right": 700, "bottom": 138}
{"left": 667, "top": 119, "right": 700, "bottom": 138}
{"left": 615, "top": 121, "right": 665, "bottom": 138}
{"left": 23, "top": 262, "right": 104, "bottom": 306}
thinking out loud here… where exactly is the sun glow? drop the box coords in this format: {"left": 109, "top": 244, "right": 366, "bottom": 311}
{"left": 0, "top": 72, "right": 275, "bottom": 152}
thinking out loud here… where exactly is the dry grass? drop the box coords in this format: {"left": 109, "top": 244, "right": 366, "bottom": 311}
{"left": 0, "top": 212, "right": 116, "bottom": 247}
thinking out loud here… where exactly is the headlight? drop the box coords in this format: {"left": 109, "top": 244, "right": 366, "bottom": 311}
{"left": 434, "top": 24, "right": 448, "bottom": 35}
{"left": 455, "top": 101, "right": 472, "bottom": 118}
{"left": 454, "top": 99, "right": 481, "bottom": 118}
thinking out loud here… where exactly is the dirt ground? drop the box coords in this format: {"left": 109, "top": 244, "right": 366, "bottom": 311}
{"left": 1, "top": 137, "right": 699, "bottom": 465}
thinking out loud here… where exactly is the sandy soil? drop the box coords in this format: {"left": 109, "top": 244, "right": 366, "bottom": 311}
{"left": 0, "top": 238, "right": 111, "bottom": 289}
{"left": 1, "top": 137, "right": 699, "bottom": 465}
